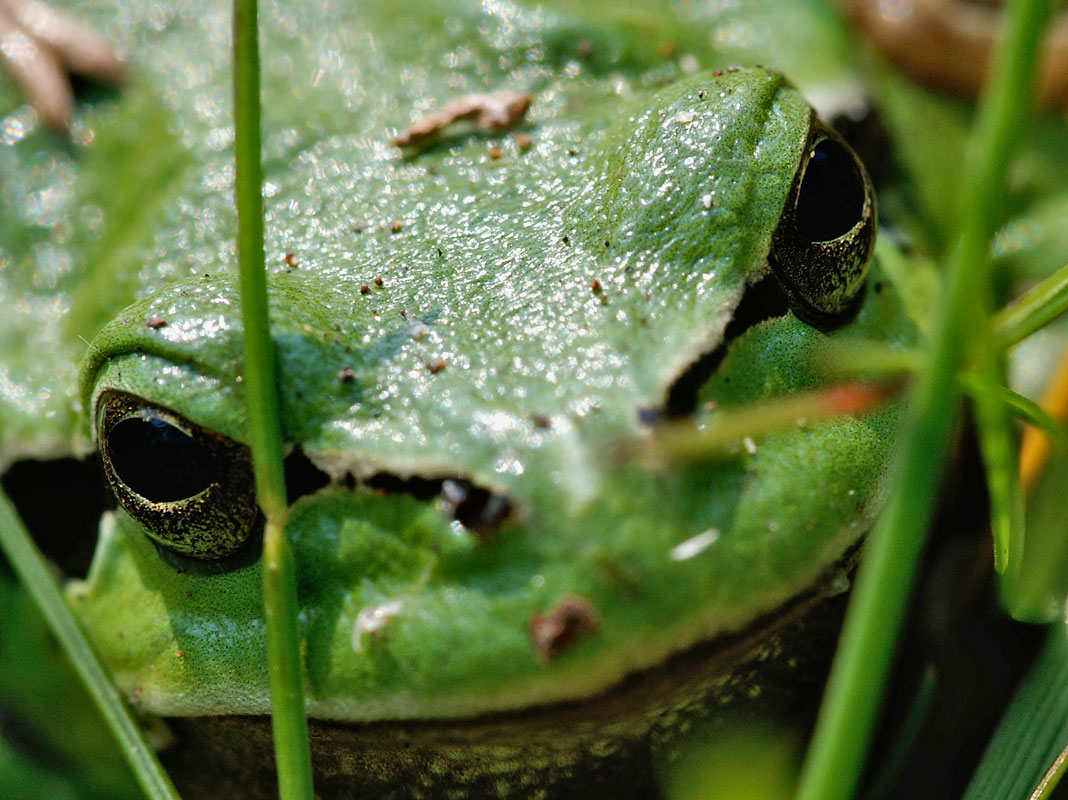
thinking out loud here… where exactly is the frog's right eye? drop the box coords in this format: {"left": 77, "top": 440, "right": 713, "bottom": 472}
{"left": 96, "top": 391, "right": 260, "bottom": 560}
{"left": 768, "top": 120, "right": 876, "bottom": 331}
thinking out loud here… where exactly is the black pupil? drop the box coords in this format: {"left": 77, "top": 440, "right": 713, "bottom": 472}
{"left": 108, "top": 415, "right": 217, "bottom": 502}
{"left": 795, "top": 138, "right": 865, "bottom": 243}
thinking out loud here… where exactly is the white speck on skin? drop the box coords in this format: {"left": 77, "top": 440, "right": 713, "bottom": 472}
{"left": 673, "top": 110, "right": 695, "bottom": 124}
{"left": 701, "top": 193, "right": 713, "bottom": 209}
{"left": 351, "top": 599, "right": 405, "bottom": 652}
{"left": 742, "top": 436, "right": 757, "bottom": 454}
{"left": 669, "top": 528, "right": 720, "bottom": 561}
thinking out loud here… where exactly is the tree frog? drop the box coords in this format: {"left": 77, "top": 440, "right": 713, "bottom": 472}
{"left": 2, "top": 1, "right": 921, "bottom": 797}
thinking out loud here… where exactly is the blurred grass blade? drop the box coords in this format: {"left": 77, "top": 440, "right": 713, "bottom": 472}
{"left": 963, "top": 625, "right": 1068, "bottom": 800}
{"left": 1004, "top": 335, "right": 1068, "bottom": 620}
{"left": 1020, "top": 340, "right": 1068, "bottom": 491}
{"left": 1029, "top": 744, "right": 1068, "bottom": 800}
{"left": 971, "top": 351, "right": 1024, "bottom": 574}
{"left": 0, "top": 490, "right": 180, "bottom": 800}
{"left": 793, "top": 2, "right": 1053, "bottom": 799}
{"left": 232, "top": 1, "right": 315, "bottom": 797}
{"left": 1005, "top": 434, "right": 1068, "bottom": 621}
{"left": 641, "top": 383, "right": 889, "bottom": 464}
{"left": 993, "top": 260, "right": 1068, "bottom": 350}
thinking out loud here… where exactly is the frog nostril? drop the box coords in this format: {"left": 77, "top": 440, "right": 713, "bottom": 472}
{"left": 440, "top": 479, "right": 513, "bottom": 537}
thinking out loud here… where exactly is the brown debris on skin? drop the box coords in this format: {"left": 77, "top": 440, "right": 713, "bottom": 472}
{"left": 0, "top": 0, "right": 125, "bottom": 134}
{"left": 530, "top": 596, "right": 601, "bottom": 663}
{"left": 283, "top": 252, "right": 299, "bottom": 268}
{"left": 426, "top": 359, "right": 447, "bottom": 375}
{"left": 337, "top": 366, "right": 355, "bottom": 384}
{"left": 146, "top": 316, "right": 167, "bottom": 330}
{"left": 392, "top": 90, "right": 532, "bottom": 149}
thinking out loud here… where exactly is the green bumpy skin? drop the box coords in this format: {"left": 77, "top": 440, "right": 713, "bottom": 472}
{"left": 71, "top": 55, "right": 914, "bottom": 724}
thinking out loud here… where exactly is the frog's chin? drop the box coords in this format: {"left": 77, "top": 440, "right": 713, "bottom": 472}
{"left": 157, "top": 554, "right": 857, "bottom": 800}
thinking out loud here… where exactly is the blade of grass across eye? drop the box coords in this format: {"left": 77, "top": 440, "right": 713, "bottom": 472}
{"left": 962, "top": 624, "right": 1068, "bottom": 800}
{"left": 232, "top": 1, "right": 315, "bottom": 798}
{"left": 0, "top": 489, "right": 180, "bottom": 800}
{"left": 993, "top": 259, "right": 1068, "bottom": 350}
{"left": 793, "top": 2, "right": 1053, "bottom": 799}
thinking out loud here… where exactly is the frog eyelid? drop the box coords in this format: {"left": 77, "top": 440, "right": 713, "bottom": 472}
{"left": 766, "top": 115, "right": 877, "bottom": 331}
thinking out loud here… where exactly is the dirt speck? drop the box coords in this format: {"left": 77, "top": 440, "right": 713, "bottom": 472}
{"left": 530, "top": 596, "right": 600, "bottom": 662}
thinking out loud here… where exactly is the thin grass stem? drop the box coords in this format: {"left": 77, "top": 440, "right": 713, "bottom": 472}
{"left": 232, "top": 1, "right": 315, "bottom": 797}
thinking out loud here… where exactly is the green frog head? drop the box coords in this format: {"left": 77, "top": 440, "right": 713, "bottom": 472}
{"left": 0, "top": 1, "right": 920, "bottom": 794}
{"left": 65, "top": 51, "right": 914, "bottom": 791}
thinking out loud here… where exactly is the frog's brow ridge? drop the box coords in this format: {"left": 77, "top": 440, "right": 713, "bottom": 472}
{"left": 663, "top": 274, "right": 789, "bottom": 417}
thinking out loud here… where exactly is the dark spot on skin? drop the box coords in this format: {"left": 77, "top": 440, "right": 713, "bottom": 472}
{"left": 351, "top": 222, "right": 366, "bottom": 233}
{"left": 712, "top": 69, "right": 723, "bottom": 77}
{"left": 360, "top": 285, "right": 371, "bottom": 295}
{"left": 489, "top": 146, "right": 502, "bottom": 159}
{"left": 390, "top": 220, "right": 403, "bottom": 233}
{"left": 637, "top": 407, "right": 662, "bottom": 425}
{"left": 398, "top": 309, "right": 407, "bottom": 318}
{"left": 530, "top": 413, "right": 552, "bottom": 430}
{"left": 604, "top": 240, "right": 611, "bottom": 247}
{"left": 530, "top": 596, "right": 600, "bottom": 663}
{"left": 514, "top": 132, "right": 532, "bottom": 151}
{"left": 146, "top": 316, "right": 167, "bottom": 330}
{"left": 283, "top": 252, "right": 299, "bottom": 268}
{"left": 426, "top": 359, "right": 448, "bottom": 374}
{"left": 697, "top": 90, "right": 705, "bottom": 99}
{"left": 374, "top": 277, "right": 384, "bottom": 287}
{"left": 590, "top": 279, "right": 602, "bottom": 294}
{"left": 567, "top": 147, "right": 578, "bottom": 156}
{"left": 562, "top": 235, "right": 570, "bottom": 246}
{"left": 337, "top": 366, "right": 356, "bottom": 383}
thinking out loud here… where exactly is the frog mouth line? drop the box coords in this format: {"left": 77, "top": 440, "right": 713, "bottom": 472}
{"left": 662, "top": 272, "right": 790, "bottom": 417}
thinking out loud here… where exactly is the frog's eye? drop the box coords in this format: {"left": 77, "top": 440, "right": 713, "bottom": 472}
{"left": 768, "top": 119, "right": 876, "bottom": 330}
{"left": 96, "top": 391, "right": 260, "bottom": 560}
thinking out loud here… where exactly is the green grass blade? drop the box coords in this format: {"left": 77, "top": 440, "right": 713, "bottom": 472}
{"left": 963, "top": 625, "right": 1068, "bottom": 800}
{"left": 232, "top": 1, "right": 315, "bottom": 798}
{"left": 994, "top": 260, "right": 1068, "bottom": 350}
{"left": 0, "top": 489, "right": 180, "bottom": 800}
{"left": 793, "top": 2, "right": 1052, "bottom": 798}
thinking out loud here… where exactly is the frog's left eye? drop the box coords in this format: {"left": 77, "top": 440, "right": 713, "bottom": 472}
{"left": 768, "top": 120, "right": 876, "bottom": 330}
{"left": 96, "top": 391, "right": 260, "bottom": 560}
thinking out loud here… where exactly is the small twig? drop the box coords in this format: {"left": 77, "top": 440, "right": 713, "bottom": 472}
{"left": 392, "top": 90, "right": 531, "bottom": 148}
